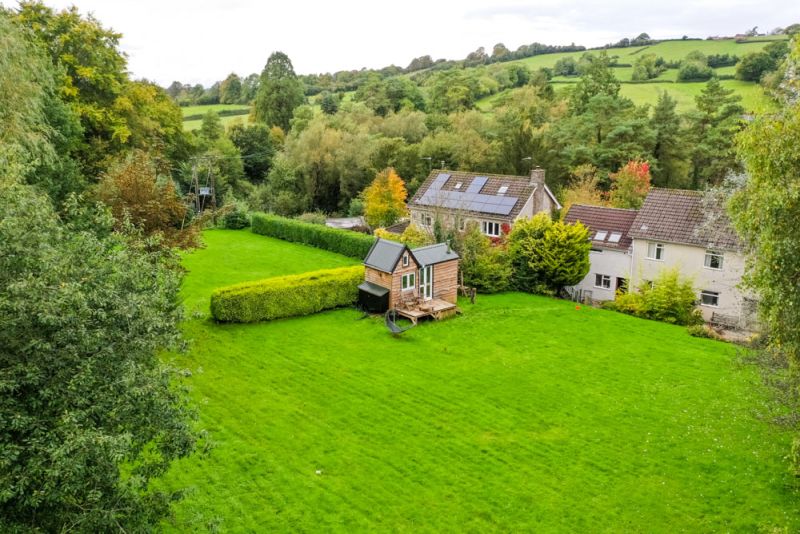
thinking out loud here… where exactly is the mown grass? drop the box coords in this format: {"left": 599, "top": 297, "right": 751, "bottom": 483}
{"left": 161, "top": 229, "right": 798, "bottom": 532}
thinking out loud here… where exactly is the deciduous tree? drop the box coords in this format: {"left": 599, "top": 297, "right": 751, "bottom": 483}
{"left": 363, "top": 167, "right": 408, "bottom": 227}
{"left": 609, "top": 160, "right": 651, "bottom": 209}
{"left": 0, "top": 181, "right": 197, "bottom": 532}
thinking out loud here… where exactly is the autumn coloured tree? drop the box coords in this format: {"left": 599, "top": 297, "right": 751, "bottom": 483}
{"left": 97, "top": 150, "right": 199, "bottom": 248}
{"left": 363, "top": 167, "right": 408, "bottom": 228}
{"left": 609, "top": 160, "right": 651, "bottom": 209}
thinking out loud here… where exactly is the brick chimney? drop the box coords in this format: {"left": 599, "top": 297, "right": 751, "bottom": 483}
{"left": 530, "top": 167, "right": 545, "bottom": 185}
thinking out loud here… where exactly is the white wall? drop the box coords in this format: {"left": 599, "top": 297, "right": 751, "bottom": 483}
{"left": 630, "top": 239, "right": 750, "bottom": 323}
{"left": 571, "top": 248, "right": 632, "bottom": 301}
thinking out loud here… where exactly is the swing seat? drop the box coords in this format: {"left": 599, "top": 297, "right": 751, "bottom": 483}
{"left": 385, "top": 309, "right": 414, "bottom": 335}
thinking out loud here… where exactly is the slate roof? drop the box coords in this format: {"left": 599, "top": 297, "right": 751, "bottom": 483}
{"left": 364, "top": 239, "right": 408, "bottom": 273}
{"left": 411, "top": 243, "right": 460, "bottom": 266}
{"left": 563, "top": 204, "right": 638, "bottom": 251}
{"left": 409, "top": 169, "right": 559, "bottom": 220}
{"left": 628, "top": 188, "right": 741, "bottom": 251}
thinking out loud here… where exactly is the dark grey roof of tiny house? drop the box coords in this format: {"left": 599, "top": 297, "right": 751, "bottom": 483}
{"left": 411, "top": 243, "right": 459, "bottom": 266}
{"left": 363, "top": 239, "right": 459, "bottom": 273}
{"left": 363, "top": 239, "right": 409, "bottom": 273}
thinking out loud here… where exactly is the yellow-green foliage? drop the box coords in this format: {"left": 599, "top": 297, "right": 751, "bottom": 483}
{"left": 210, "top": 265, "right": 365, "bottom": 323}
{"left": 605, "top": 268, "right": 702, "bottom": 326}
{"left": 251, "top": 213, "right": 375, "bottom": 258}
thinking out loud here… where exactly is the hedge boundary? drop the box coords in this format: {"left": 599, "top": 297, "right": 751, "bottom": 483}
{"left": 210, "top": 265, "right": 365, "bottom": 323}
{"left": 251, "top": 213, "right": 375, "bottom": 259}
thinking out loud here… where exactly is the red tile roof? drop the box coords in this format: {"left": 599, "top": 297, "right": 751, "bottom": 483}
{"left": 563, "top": 204, "right": 638, "bottom": 251}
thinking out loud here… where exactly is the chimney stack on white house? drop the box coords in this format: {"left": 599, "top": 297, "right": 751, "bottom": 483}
{"left": 530, "top": 167, "right": 545, "bottom": 186}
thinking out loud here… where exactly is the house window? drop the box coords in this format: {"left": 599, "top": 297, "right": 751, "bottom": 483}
{"left": 458, "top": 219, "right": 466, "bottom": 231}
{"left": 608, "top": 232, "right": 622, "bottom": 243}
{"left": 595, "top": 274, "right": 611, "bottom": 289}
{"left": 423, "top": 214, "right": 432, "bottom": 227}
{"left": 401, "top": 273, "right": 415, "bottom": 291}
{"left": 594, "top": 230, "right": 608, "bottom": 241}
{"left": 402, "top": 253, "right": 409, "bottom": 267}
{"left": 704, "top": 250, "right": 723, "bottom": 270}
{"left": 498, "top": 185, "right": 509, "bottom": 195}
{"left": 700, "top": 290, "right": 719, "bottom": 307}
{"left": 454, "top": 182, "right": 463, "bottom": 190}
{"left": 647, "top": 242, "right": 664, "bottom": 260}
{"left": 590, "top": 248, "right": 603, "bottom": 253}
{"left": 482, "top": 221, "right": 500, "bottom": 237}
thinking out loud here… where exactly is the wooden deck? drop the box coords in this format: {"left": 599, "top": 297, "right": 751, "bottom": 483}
{"left": 395, "top": 298, "right": 458, "bottom": 324}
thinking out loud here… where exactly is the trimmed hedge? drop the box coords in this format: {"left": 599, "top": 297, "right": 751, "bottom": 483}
{"left": 210, "top": 265, "right": 365, "bottom": 323}
{"left": 251, "top": 213, "right": 375, "bottom": 259}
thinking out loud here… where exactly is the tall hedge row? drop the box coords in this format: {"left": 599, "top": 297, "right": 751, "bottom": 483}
{"left": 251, "top": 213, "right": 375, "bottom": 258}
{"left": 210, "top": 265, "right": 365, "bottom": 323}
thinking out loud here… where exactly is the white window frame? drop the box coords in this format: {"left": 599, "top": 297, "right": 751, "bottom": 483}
{"left": 647, "top": 242, "right": 664, "bottom": 261}
{"left": 594, "top": 230, "right": 608, "bottom": 241}
{"left": 498, "top": 185, "right": 509, "bottom": 195}
{"left": 482, "top": 221, "right": 500, "bottom": 237}
{"left": 454, "top": 182, "right": 463, "bottom": 190}
{"left": 401, "top": 272, "right": 415, "bottom": 292}
{"left": 608, "top": 232, "right": 622, "bottom": 243}
{"left": 700, "top": 290, "right": 720, "bottom": 307}
{"left": 704, "top": 250, "right": 723, "bottom": 270}
{"left": 402, "top": 253, "right": 409, "bottom": 267}
{"left": 594, "top": 274, "right": 611, "bottom": 289}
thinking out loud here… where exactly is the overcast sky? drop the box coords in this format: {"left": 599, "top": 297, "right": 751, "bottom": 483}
{"left": 26, "top": 0, "right": 800, "bottom": 86}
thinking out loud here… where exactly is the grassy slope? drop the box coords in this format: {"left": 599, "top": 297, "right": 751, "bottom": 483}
{"left": 161, "top": 229, "right": 798, "bottom": 532}
{"left": 476, "top": 38, "right": 785, "bottom": 113}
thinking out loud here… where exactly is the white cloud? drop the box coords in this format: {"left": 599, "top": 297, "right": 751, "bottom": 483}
{"left": 28, "top": 0, "right": 800, "bottom": 86}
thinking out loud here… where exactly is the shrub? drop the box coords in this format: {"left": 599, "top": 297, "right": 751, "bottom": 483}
{"left": 456, "top": 222, "right": 512, "bottom": 293}
{"left": 507, "top": 213, "right": 590, "bottom": 295}
{"left": 605, "top": 269, "right": 702, "bottom": 326}
{"left": 210, "top": 265, "right": 365, "bottom": 323}
{"left": 251, "top": 213, "right": 375, "bottom": 258}
{"left": 687, "top": 324, "right": 723, "bottom": 340}
{"left": 223, "top": 209, "right": 249, "bottom": 229}
{"left": 296, "top": 211, "right": 327, "bottom": 225}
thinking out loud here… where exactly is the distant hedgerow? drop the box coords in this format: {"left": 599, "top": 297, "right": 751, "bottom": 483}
{"left": 251, "top": 213, "right": 375, "bottom": 258}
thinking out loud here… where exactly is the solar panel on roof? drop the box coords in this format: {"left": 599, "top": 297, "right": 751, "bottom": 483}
{"left": 465, "top": 176, "right": 488, "bottom": 193}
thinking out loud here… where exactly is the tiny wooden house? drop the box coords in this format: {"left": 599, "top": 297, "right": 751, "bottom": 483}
{"left": 358, "top": 239, "right": 459, "bottom": 314}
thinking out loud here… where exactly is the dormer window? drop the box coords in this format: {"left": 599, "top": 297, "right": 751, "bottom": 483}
{"left": 402, "top": 253, "right": 409, "bottom": 267}
{"left": 454, "top": 182, "right": 463, "bottom": 189}
{"left": 497, "top": 185, "right": 509, "bottom": 195}
{"left": 594, "top": 231, "right": 607, "bottom": 241}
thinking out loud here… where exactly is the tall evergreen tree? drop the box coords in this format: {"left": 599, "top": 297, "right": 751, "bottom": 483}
{"left": 650, "top": 91, "right": 690, "bottom": 187}
{"left": 254, "top": 51, "right": 305, "bottom": 131}
{"left": 686, "top": 78, "right": 744, "bottom": 188}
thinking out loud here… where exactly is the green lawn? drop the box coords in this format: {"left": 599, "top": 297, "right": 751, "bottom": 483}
{"left": 161, "top": 229, "right": 798, "bottom": 532}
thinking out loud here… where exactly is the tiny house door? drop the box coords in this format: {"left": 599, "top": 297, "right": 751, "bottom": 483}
{"left": 420, "top": 265, "right": 433, "bottom": 300}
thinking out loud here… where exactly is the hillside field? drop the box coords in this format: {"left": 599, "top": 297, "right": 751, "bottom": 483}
{"left": 181, "top": 104, "right": 250, "bottom": 131}
{"left": 159, "top": 229, "right": 798, "bottom": 532}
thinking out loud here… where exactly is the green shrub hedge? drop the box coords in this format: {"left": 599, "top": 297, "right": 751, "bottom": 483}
{"left": 210, "top": 265, "right": 365, "bottom": 323}
{"left": 251, "top": 213, "right": 375, "bottom": 258}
